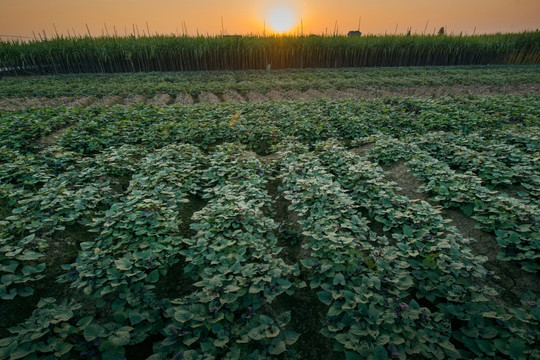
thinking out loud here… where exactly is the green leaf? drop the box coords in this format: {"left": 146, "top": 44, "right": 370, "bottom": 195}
{"left": 213, "top": 336, "right": 229, "bottom": 348}
{"left": 110, "top": 331, "right": 131, "bottom": 347}
{"left": 248, "top": 327, "right": 264, "bottom": 340}
{"left": 333, "top": 273, "right": 346, "bottom": 286}
{"left": 102, "top": 349, "right": 126, "bottom": 360}
{"left": 508, "top": 339, "right": 526, "bottom": 360}
{"left": 249, "top": 282, "right": 264, "bottom": 293}
{"left": 80, "top": 242, "right": 94, "bottom": 251}
{"left": 317, "top": 291, "right": 333, "bottom": 305}
{"left": 221, "top": 292, "right": 238, "bottom": 303}
{"left": 1, "top": 274, "right": 16, "bottom": 285}
{"left": 21, "top": 263, "right": 46, "bottom": 276}
{"left": 276, "top": 312, "right": 291, "bottom": 327}
{"left": 1, "top": 288, "right": 18, "bottom": 300}
{"left": 269, "top": 340, "right": 287, "bottom": 355}
{"left": 259, "top": 315, "right": 273, "bottom": 325}
{"left": 328, "top": 304, "right": 343, "bottom": 317}
{"left": 77, "top": 316, "right": 94, "bottom": 327}
{"left": 345, "top": 351, "right": 364, "bottom": 360}
{"left": 21, "top": 233, "right": 36, "bottom": 243}
{"left": 373, "top": 345, "right": 389, "bottom": 360}
{"left": 16, "top": 250, "right": 43, "bottom": 261}
{"left": 129, "top": 311, "right": 146, "bottom": 325}
{"left": 54, "top": 309, "right": 74, "bottom": 322}
{"left": 224, "top": 284, "right": 241, "bottom": 293}
{"left": 10, "top": 345, "right": 33, "bottom": 360}
{"left": 115, "top": 258, "right": 132, "bottom": 271}
{"left": 476, "top": 339, "right": 495, "bottom": 355}
{"left": 3, "top": 261, "right": 18, "bottom": 273}
{"left": 402, "top": 225, "right": 413, "bottom": 237}
{"left": 146, "top": 269, "right": 159, "bottom": 283}
{"left": 83, "top": 323, "right": 106, "bottom": 342}
{"left": 173, "top": 310, "right": 193, "bottom": 323}
{"left": 37, "top": 297, "right": 56, "bottom": 308}
{"left": 54, "top": 342, "right": 73, "bottom": 357}
{"left": 461, "top": 203, "right": 474, "bottom": 217}
{"left": 283, "top": 330, "right": 300, "bottom": 345}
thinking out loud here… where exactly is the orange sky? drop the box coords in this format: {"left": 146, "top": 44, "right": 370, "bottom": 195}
{"left": 1, "top": 0, "right": 539, "bottom": 40}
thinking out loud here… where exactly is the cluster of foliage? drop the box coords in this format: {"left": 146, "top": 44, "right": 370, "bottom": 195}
{"left": 279, "top": 140, "right": 539, "bottom": 359}
{"left": 1, "top": 94, "right": 539, "bottom": 359}
{"left": 1, "top": 32, "right": 539, "bottom": 75}
{"left": 1, "top": 65, "right": 539, "bottom": 99}
{"left": 2, "top": 95, "right": 537, "bottom": 156}
{"left": 367, "top": 135, "right": 539, "bottom": 273}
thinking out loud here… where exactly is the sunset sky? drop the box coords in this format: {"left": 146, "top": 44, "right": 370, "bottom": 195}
{"left": 1, "top": 0, "right": 539, "bottom": 40}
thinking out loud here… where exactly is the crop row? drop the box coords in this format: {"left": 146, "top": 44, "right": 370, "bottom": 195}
{"left": 2, "top": 95, "right": 538, "bottom": 155}
{"left": 0, "top": 143, "right": 129, "bottom": 301}
{"left": 1, "top": 65, "right": 539, "bottom": 99}
{"left": 368, "top": 136, "right": 540, "bottom": 273}
{"left": 414, "top": 132, "right": 539, "bottom": 188}
{"left": 0, "top": 143, "right": 302, "bottom": 358}
{"left": 411, "top": 131, "right": 540, "bottom": 206}
{"left": 280, "top": 145, "right": 401, "bottom": 358}
{"left": 155, "top": 144, "right": 301, "bottom": 358}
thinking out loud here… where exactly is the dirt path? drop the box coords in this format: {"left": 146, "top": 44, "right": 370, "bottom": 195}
{"left": 147, "top": 94, "right": 174, "bottom": 106}
{"left": 245, "top": 90, "right": 268, "bottom": 103}
{"left": 174, "top": 93, "right": 195, "bottom": 105}
{"left": 196, "top": 91, "right": 221, "bottom": 104}
{"left": 221, "top": 90, "right": 245, "bottom": 103}
{"left": 95, "top": 95, "right": 124, "bottom": 107}
{"left": 37, "top": 126, "right": 72, "bottom": 149}
{"left": 123, "top": 95, "right": 147, "bottom": 106}
{"left": 265, "top": 90, "right": 284, "bottom": 101}
{"left": 1, "top": 84, "right": 538, "bottom": 110}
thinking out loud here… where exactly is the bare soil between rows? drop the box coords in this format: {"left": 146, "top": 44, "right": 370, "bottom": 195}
{"left": 1, "top": 84, "right": 538, "bottom": 110}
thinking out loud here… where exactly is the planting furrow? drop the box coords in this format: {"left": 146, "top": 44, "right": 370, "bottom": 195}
{"left": 221, "top": 90, "right": 246, "bottom": 103}
{"left": 174, "top": 93, "right": 195, "bottom": 105}
{"left": 196, "top": 91, "right": 222, "bottom": 104}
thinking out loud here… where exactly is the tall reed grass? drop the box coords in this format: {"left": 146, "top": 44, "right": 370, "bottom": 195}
{"left": 1, "top": 32, "right": 538, "bottom": 75}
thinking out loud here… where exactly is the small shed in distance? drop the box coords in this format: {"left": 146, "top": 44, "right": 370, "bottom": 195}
{"left": 347, "top": 30, "right": 362, "bottom": 37}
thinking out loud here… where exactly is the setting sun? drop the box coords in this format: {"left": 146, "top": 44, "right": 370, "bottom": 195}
{"left": 267, "top": 6, "right": 296, "bottom": 33}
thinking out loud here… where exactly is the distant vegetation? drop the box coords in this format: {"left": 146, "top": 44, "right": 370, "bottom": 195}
{"left": 0, "top": 32, "right": 539, "bottom": 75}
{"left": 1, "top": 65, "right": 538, "bottom": 99}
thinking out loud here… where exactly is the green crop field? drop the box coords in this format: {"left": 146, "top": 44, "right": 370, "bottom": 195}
{"left": 0, "top": 66, "right": 539, "bottom": 359}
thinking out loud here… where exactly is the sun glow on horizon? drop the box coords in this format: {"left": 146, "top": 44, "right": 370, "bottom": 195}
{"left": 267, "top": 6, "right": 297, "bottom": 33}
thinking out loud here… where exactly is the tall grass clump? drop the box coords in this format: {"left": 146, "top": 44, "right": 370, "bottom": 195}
{"left": 0, "top": 31, "right": 538, "bottom": 75}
